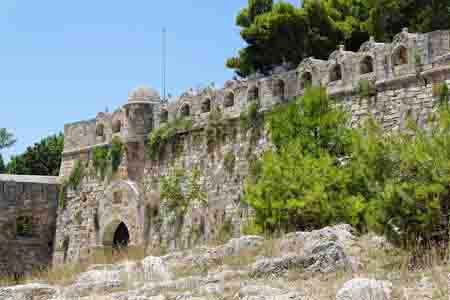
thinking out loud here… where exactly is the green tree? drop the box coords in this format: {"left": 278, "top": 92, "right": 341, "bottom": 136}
{"left": 0, "top": 154, "right": 5, "bottom": 173}
{"left": 227, "top": 0, "right": 343, "bottom": 77}
{"left": 7, "top": 133, "right": 64, "bottom": 176}
{"left": 365, "top": 0, "right": 450, "bottom": 42}
{"left": 0, "top": 128, "right": 16, "bottom": 150}
{"left": 245, "top": 87, "right": 361, "bottom": 232}
{"left": 364, "top": 110, "right": 450, "bottom": 249}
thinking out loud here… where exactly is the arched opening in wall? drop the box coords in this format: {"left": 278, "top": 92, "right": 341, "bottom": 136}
{"left": 180, "top": 104, "right": 190, "bottom": 118}
{"left": 96, "top": 124, "right": 104, "bottom": 137}
{"left": 62, "top": 237, "right": 70, "bottom": 263}
{"left": 300, "top": 72, "right": 312, "bottom": 90}
{"left": 360, "top": 56, "right": 374, "bottom": 74}
{"left": 201, "top": 98, "right": 211, "bottom": 113}
{"left": 113, "top": 222, "right": 130, "bottom": 249}
{"left": 224, "top": 92, "right": 235, "bottom": 107}
{"left": 160, "top": 110, "right": 168, "bottom": 123}
{"left": 248, "top": 86, "right": 259, "bottom": 102}
{"left": 274, "top": 79, "right": 285, "bottom": 100}
{"left": 393, "top": 46, "right": 408, "bottom": 66}
{"left": 329, "top": 65, "right": 342, "bottom": 82}
{"left": 112, "top": 120, "right": 122, "bottom": 133}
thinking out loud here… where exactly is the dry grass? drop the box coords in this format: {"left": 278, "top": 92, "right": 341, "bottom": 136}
{"left": 0, "top": 246, "right": 148, "bottom": 288}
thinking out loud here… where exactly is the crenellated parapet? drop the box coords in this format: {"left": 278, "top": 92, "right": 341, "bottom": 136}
{"left": 60, "top": 29, "right": 450, "bottom": 178}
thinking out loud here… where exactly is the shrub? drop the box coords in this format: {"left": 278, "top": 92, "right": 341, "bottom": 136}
{"left": 110, "top": 137, "right": 124, "bottom": 172}
{"left": 358, "top": 79, "right": 376, "bottom": 98}
{"left": 67, "top": 160, "right": 84, "bottom": 190}
{"left": 92, "top": 146, "right": 109, "bottom": 179}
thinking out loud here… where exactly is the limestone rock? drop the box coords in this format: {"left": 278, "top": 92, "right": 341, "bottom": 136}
{"left": 220, "top": 235, "right": 264, "bottom": 256}
{"left": 236, "top": 285, "right": 304, "bottom": 300}
{"left": 336, "top": 278, "right": 392, "bottom": 300}
{"left": 303, "top": 240, "right": 350, "bottom": 273}
{"left": 141, "top": 256, "right": 173, "bottom": 282}
{"left": 0, "top": 283, "right": 58, "bottom": 300}
{"left": 61, "top": 269, "right": 123, "bottom": 298}
{"left": 251, "top": 255, "right": 305, "bottom": 278}
{"left": 280, "top": 224, "right": 356, "bottom": 255}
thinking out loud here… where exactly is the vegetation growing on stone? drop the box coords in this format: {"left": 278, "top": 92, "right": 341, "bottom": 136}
{"left": 223, "top": 151, "right": 236, "bottom": 175}
{"left": 240, "top": 101, "right": 263, "bottom": 146}
{"left": 92, "top": 146, "right": 109, "bottom": 179}
{"left": 160, "top": 167, "right": 206, "bottom": 216}
{"left": 146, "top": 118, "right": 193, "bottom": 160}
{"left": 67, "top": 160, "right": 85, "bottom": 190}
{"left": 357, "top": 79, "right": 376, "bottom": 98}
{"left": 205, "top": 106, "right": 226, "bottom": 149}
{"left": 110, "top": 137, "right": 124, "bottom": 173}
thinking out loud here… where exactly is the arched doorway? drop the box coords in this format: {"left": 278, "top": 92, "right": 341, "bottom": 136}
{"left": 113, "top": 222, "right": 130, "bottom": 248}
{"left": 102, "top": 219, "right": 132, "bottom": 248}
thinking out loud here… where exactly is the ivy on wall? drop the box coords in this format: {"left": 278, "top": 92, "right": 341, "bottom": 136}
{"left": 239, "top": 101, "right": 264, "bottom": 147}
{"left": 146, "top": 118, "right": 193, "bottom": 161}
{"left": 16, "top": 215, "right": 33, "bottom": 237}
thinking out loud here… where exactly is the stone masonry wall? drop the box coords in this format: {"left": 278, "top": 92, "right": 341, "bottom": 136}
{"left": 53, "top": 28, "right": 450, "bottom": 265}
{"left": 0, "top": 175, "right": 59, "bottom": 276}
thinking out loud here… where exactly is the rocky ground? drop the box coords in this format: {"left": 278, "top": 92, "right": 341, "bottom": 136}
{"left": 1, "top": 224, "right": 449, "bottom": 299}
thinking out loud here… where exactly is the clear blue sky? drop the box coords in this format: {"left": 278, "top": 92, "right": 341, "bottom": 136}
{"left": 0, "top": 1, "right": 298, "bottom": 161}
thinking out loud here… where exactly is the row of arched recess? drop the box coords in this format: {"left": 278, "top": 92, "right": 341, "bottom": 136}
{"left": 159, "top": 80, "right": 287, "bottom": 122}
{"left": 95, "top": 47, "right": 409, "bottom": 132}
{"left": 327, "top": 46, "right": 408, "bottom": 83}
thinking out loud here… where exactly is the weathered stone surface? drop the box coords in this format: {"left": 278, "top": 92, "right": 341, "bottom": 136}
{"left": 336, "top": 278, "right": 392, "bottom": 300}
{"left": 251, "top": 255, "right": 305, "bottom": 278}
{"left": 142, "top": 256, "right": 173, "bottom": 281}
{"left": 236, "top": 285, "right": 304, "bottom": 300}
{"left": 61, "top": 269, "right": 123, "bottom": 298}
{"left": 0, "top": 283, "right": 58, "bottom": 300}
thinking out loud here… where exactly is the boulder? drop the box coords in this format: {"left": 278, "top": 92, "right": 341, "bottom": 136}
{"left": 0, "top": 283, "right": 58, "bottom": 300}
{"left": 280, "top": 224, "right": 356, "bottom": 255}
{"left": 141, "top": 256, "right": 173, "bottom": 282}
{"left": 336, "top": 278, "right": 392, "bottom": 300}
{"left": 303, "top": 241, "right": 350, "bottom": 273}
{"left": 252, "top": 240, "right": 351, "bottom": 277}
{"left": 251, "top": 255, "right": 305, "bottom": 278}
{"left": 61, "top": 269, "right": 123, "bottom": 298}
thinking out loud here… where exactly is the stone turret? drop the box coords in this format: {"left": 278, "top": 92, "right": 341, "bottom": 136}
{"left": 123, "top": 86, "right": 161, "bottom": 143}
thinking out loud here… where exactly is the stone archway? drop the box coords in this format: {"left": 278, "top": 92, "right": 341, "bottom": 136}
{"left": 102, "top": 219, "right": 131, "bottom": 248}
{"left": 113, "top": 222, "right": 130, "bottom": 248}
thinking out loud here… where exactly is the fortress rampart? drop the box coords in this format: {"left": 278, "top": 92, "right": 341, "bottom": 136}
{"left": 2, "top": 29, "right": 450, "bottom": 275}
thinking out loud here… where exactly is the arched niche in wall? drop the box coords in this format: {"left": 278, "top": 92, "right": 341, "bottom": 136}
{"left": 224, "top": 92, "right": 235, "bottom": 108}
{"left": 96, "top": 123, "right": 105, "bottom": 138}
{"left": 248, "top": 86, "right": 259, "bottom": 102}
{"left": 180, "top": 104, "right": 191, "bottom": 117}
{"left": 300, "top": 72, "right": 313, "bottom": 90}
{"left": 112, "top": 120, "right": 122, "bottom": 133}
{"left": 329, "top": 64, "right": 342, "bottom": 82}
{"left": 360, "top": 56, "right": 374, "bottom": 74}
{"left": 201, "top": 98, "right": 212, "bottom": 113}
{"left": 160, "top": 109, "right": 169, "bottom": 123}
{"left": 392, "top": 46, "right": 408, "bottom": 66}
{"left": 273, "top": 79, "right": 285, "bottom": 100}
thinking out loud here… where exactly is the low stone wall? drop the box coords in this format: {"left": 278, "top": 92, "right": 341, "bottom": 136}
{"left": 0, "top": 175, "right": 59, "bottom": 276}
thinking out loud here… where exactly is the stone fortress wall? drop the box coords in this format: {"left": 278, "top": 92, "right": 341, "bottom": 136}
{"left": 3, "top": 28, "right": 450, "bottom": 274}
{"left": 54, "top": 28, "right": 450, "bottom": 265}
{"left": 0, "top": 175, "right": 59, "bottom": 276}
